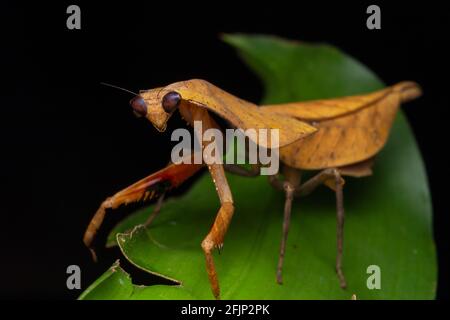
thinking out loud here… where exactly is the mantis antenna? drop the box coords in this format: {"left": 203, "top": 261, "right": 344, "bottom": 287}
{"left": 100, "top": 82, "right": 139, "bottom": 96}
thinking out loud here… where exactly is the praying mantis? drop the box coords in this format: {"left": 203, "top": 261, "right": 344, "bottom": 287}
{"left": 83, "top": 79, "right": 421, "bottom": 299}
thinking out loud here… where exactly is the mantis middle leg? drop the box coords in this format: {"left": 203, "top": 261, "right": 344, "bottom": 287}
{"left": 268, "top": 166, "right": 301, "bottom": 284}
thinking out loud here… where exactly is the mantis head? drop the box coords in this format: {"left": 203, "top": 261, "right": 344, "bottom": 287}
{"left": 100, "top": 82, "right": 182, "bottom": 132}
{"left": 130, "top": 88, "right": 182, "bottom": 132}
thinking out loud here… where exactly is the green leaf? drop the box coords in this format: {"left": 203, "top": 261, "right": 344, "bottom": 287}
{"left": 81, "top": 34, "right": 437, "bottom": 299}
{"left": 79, "top": 260, "right": 195, "bottom": 300}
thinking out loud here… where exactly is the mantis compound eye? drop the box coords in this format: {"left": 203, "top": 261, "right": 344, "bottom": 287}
{"left": 162, "top": 91, "right": 181, "bottom": 113}
{"left": 130, "top": 96, "right": 147, "bottom": 117}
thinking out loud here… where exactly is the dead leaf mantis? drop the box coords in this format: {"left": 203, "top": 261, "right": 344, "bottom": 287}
{"left": 84, "top": 79, "right": 421, "bottom": 299}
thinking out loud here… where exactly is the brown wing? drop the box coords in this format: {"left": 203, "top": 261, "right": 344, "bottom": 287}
{"left": 164, "top": 79, "right": 318, "bottom": 148}
{"left": 261, "top": 81, "right": 421, "bottom": 121}
{"left": 268, "top": 82, "right": 422, "bottom": 169}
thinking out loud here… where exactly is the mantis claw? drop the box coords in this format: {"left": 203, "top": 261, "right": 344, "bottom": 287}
{"left": 89, "top": 248, "right": 98, "bottom": 263}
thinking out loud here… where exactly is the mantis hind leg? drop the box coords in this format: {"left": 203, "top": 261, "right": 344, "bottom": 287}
{"left": 295, "top": 168, "right": 347, "bottom": 289}
{"left": 334, "top": 172, "right": 346, "bottom": 288}
{"left": 295, "top": 157, "right": 375, "bottom": 288}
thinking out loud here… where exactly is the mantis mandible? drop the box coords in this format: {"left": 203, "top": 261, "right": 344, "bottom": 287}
{"left": 84, "top": 79, "right": 421, "bottom": 299}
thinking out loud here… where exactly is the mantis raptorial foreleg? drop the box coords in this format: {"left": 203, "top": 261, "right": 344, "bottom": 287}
{"left": 84, "top": 187, "right": 162, "bottom": 262}
{"left": 188, "top": 107, "right": 235, "bottom": 300}
{"left": 83, "top": 161, "right": 202, "bottom": 261}
{"left": 202, "top": 163, "right": 234, "bottom": 299}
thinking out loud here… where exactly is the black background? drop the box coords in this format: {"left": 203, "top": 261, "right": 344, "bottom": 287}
{"left": 1, "top": 1, "right": 449, "bottom": 300}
